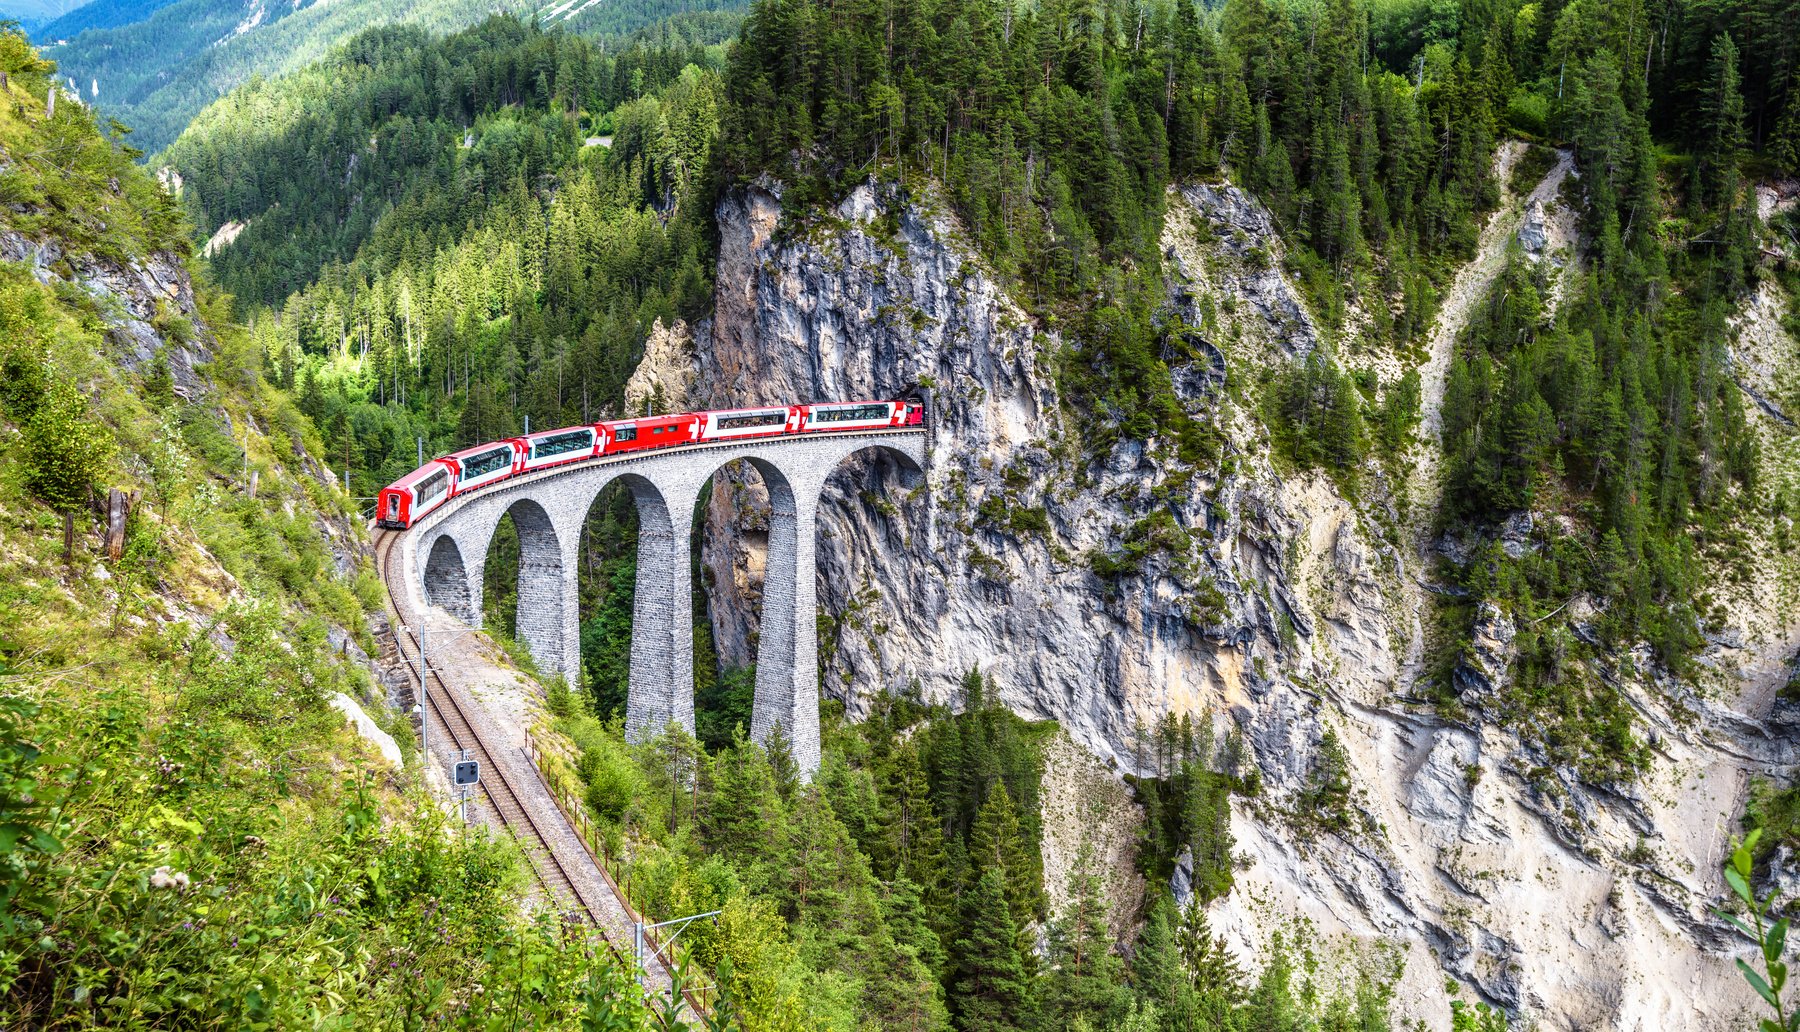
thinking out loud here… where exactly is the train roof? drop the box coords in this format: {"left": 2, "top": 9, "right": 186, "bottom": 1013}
{"left": 807, "top": 399, "right": 891, "bottom": 408}
{"left": 705, "top": 403, "right": 794, "bottom": 415}
{"left": 607, "top": 412, "right": 697, "bottom": 425}
{"left": 387, "top": 459, "right": 454, "bottom": 489}
{"left": 521, "top": 424, "right": 594, "bottom": 439}
{"left": 444, "top": 439, "right": 521, "bottom": 461}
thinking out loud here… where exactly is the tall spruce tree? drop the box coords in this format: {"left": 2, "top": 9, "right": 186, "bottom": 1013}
{"left": 949, "top": 869, "right": 1031, "bottom": 1032}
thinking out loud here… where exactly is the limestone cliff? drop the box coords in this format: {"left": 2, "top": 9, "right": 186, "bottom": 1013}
{"left": 677, "top": 174, "right": 1800, "bottom": 1029}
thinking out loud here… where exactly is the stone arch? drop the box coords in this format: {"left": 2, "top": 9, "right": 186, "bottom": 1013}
{"left": 828, "top": 441, "right": 928, "bottom": 480}
{"left": 693, "top": 455, "right": 813, "bottom": 767}
{"left": 583, "top": 472, "right": 693, "bottom": 742}
{"left": 422, "top": 534, "right": 477, "bottom": 623}
{"left": 492, "top": 497, "right": 570, "bottom": 678}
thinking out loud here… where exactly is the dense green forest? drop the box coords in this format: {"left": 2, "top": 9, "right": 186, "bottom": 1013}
{"left": 131, "top": 0, "right": 1800, "bottom": 1023}
{"left": 547, "top": 674, "right": 1408, "bottom": 1032}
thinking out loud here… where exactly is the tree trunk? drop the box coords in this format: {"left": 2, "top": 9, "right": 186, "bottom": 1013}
{"left": 106, "top": 489, "right": 130, "bottom": 562}
{"left": 63, "top": 511, "right": 74, "bottom": 567}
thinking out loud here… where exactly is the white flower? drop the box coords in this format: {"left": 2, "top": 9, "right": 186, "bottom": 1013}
{"left": 149, "top": 865, "right": 190, "bottom": 891}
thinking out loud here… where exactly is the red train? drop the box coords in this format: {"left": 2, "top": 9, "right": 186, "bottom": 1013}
{"left": 377, "top": 399, "right": 924, "bottom": 529}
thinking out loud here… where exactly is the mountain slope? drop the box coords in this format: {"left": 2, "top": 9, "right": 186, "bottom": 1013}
{"left": 0, "top": 0, "right": 86, "bottom": 31}
{"left": 0, "top": 28, "right": 661, "bottom": 1027}
{"left": 45, "top": 0, "right": 748, "bottom": 155}
{"left": 142, "top": 0, "right": 1800, "bottom": 1027}
{"left": 33, "top": 0, "right": 182, "bottom": 43}
{"left": 44, "top": 0, "right": 530, "bottom": 153}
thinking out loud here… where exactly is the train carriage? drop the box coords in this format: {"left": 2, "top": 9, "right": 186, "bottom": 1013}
{"left": 800, "top": 400, "right": 922, "bottom": 432}
{"left": 520, "top": 425, "right": 602, "bottom": 472}
{"left": 377, "top": 460, "right": 455, "bottom": 529}
{"left": 698, "top": 405, "right": 800, "bottom": 441}
{"left": 604, "top": 413, "right": 701, "bottom": 455}
{"left": 446, "top": 440, "right": 524, "bottom": 496}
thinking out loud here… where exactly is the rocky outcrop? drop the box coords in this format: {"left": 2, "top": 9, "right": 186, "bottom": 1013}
{"left": 0, "top": 229, "right": 212, "bottom": 398}
{"left": 623, "top": 318, "right": 698, "bottom": 416}
{"left": 682, "top": 173, "right": 1799, "bottom": 1029}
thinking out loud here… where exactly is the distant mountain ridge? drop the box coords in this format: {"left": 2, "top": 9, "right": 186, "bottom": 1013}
{"left": 0, "top": 0, "right": 86, "bottom": 32}
{"left": 31, "top": 0, "right": 180, "bottom": 42}
{"left": 44, "top": 0, "right": 531, "bottom": 154}
{"left": 42, "top": 0, "right": 748, "bottom": 156}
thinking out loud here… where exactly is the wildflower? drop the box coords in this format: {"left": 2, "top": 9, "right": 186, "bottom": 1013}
{"left": 149, "top": 866, "right": 191, "bottom": 891}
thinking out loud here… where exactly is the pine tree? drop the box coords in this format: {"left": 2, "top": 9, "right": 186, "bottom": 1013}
{"left": 1043, "top": 848, "right": 1131, "bottom": 1027}
{"left": 883, "top": 875, "right": 948, "bottom": 976}
{"left": 967, "top": 781, "right": 1044, "bottom": 938}
{"left": 24, "top": 376, "right": 111, "bottom": 565}
{"left": 703, "top": 730, "right": 787, "bottom": 867}
{"left": 1176, "top": 899, "right": 1242, "bottom": 1002}
{"left": 1694, "top": 32, "right": 1746, "bottom": 213}
{"left": 880, "top": 741, "right": 951, "bottom": 899}
{"left": 949, "top": 869, "right": 1031, "bottom": 1032}
{"left": 765, "top": 720, "right": 799, "bottom": 801}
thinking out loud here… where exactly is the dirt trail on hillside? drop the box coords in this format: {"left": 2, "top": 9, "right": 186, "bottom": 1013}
{"left": 1400, "top": 143, "right": 1576, "bottom": 669}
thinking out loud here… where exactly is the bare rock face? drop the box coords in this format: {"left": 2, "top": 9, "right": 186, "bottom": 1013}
{"left": 0, "top": 229, "right": 212, "bottom": 398}
{"left": 623, "top": 318, "right": 699, "bottom": 416}
{"left": 696, "top": 179, "right": 1354, "bottom": 773}
{"left": 683, "top": 175, "right": 1800, "bottom": 1030}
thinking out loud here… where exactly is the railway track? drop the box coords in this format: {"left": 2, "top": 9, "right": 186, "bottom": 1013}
{"left": 372, "top": 530, "right": 594, "bottom": 919}
{"left": 371, "top": 529, "right": 706, "bottom": 1023}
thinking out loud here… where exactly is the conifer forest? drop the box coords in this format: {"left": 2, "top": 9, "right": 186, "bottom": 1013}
{"left": 3, "top": 0, "right": 1800, "bottom": 1026}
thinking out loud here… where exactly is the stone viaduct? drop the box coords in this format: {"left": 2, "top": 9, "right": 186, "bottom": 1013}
{"left": 396, "top": 430, "right": 927, "bottom": 775}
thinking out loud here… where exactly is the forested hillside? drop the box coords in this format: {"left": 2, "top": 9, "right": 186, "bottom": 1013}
{"left": 0, "top": 26, "right": 664, "bottom": 1028}
{"left": 44, "top": 0, "right": 745, "bottom": 153}
{"left": 85, "top": 0, "right": 1800, "bottom": 1023}
{"left": 33, "top": 0, "right": 183, "bottom": 43}
{"left": 166, "top": 15, "right": 727, "bottom": 492}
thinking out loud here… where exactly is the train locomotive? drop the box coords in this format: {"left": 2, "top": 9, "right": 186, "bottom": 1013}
{"left": 377, "top": 399, "right": 924, "bottom": 530}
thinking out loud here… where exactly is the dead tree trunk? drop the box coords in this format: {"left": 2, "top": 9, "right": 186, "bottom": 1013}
{"left": 106, "top": 488, "right": 131, "bottom": 562}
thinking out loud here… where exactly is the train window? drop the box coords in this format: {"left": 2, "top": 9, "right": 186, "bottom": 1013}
{"left": 534, "top": 430, "right": 592, "bottom": 458}
{"left": 387, "top": 495, "right": 399, "bottom": 517}
{"left": 613, "top": 426, "right": 637, "bottom": 442}
{"left": 461, "top": 447, "right": 511, "bottom": 479}
{"left": 717, "top": 410, "right": 786, "bottom": 430}
{"left": 418, "top": 470, "right": 448, "bottom": 504}
{"left": 813, "top": 404, "right": 891, "bottom": 422}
